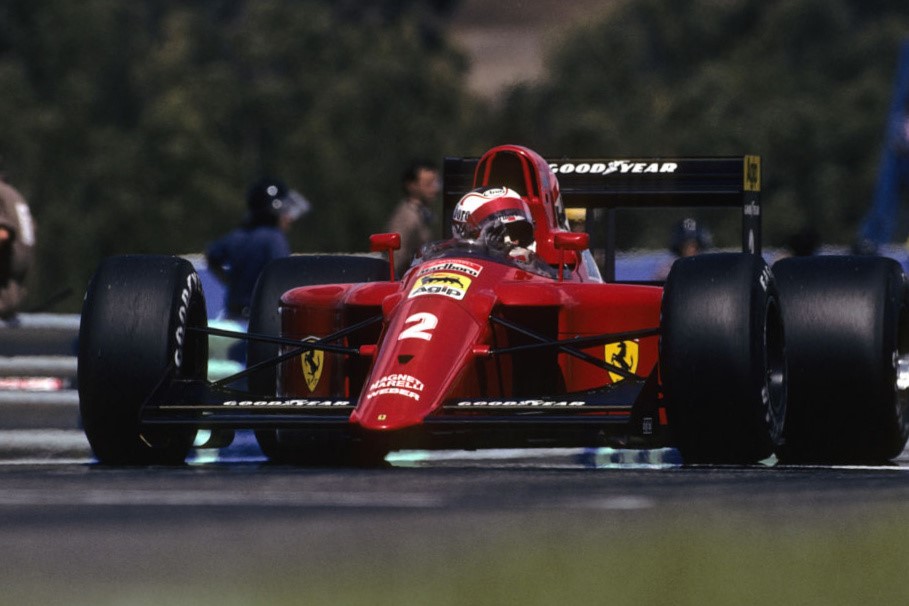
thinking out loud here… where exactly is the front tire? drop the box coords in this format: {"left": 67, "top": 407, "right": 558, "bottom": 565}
{"left": 660, "top": 253, "right": 786, "bottom": 464}
{"left": 78, "top": 255, "right": 208, "bottom": 465}
{"left": 246, "top": 255, "right": 388, "bottom": 463}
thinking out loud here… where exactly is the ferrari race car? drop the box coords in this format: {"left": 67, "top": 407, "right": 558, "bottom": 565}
{"left": 77, "top": 145, "right": 909, "bottom": 466}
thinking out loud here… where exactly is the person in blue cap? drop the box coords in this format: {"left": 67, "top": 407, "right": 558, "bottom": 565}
{"left": 206, "top": 177, "right": 310, "bottom": 321}
{"left": 653, "top": 217, "right": 712, "bottom": 280}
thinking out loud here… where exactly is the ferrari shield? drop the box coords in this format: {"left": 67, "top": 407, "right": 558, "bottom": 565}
{"left": 605, "top": 340, "right": 638, "bottom": 382}
{"left": 301, "top": 337, "right": 324, "bottom": 392}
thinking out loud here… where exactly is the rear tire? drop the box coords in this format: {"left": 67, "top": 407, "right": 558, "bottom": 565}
{"left": 78, "top": 255, "right": 207, "bottom": 465}
{"left": 246, "top": 255, "right": 388, "bottom": 463}
{"left": 774, "top": 255, "right": 909, "bottom": 464}
{"left": 660, "top": 253, "right": 786, "bottom": 464}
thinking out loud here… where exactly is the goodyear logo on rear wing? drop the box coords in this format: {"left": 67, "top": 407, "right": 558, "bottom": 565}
{"left": 409, "top": 272, "right": 471, "bottom": 300}
{"left": 549, "top": 161, "right": 679, "bottom": 175}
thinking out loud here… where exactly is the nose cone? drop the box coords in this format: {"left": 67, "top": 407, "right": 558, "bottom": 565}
{"left": 350, "top": 298, "right": 486, "bottom": 431}
{"left": 354, "top": 373, "right": 431, "bottom": 430}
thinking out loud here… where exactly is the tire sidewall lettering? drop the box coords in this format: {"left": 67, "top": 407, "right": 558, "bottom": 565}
{"left": 173, "top": 272, "right": 200, "bottom": 369}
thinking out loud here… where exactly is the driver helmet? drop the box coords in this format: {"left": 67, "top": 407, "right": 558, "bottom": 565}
{"left": 451, "top": 186, "right": 535, "bottom": 250}
{"left": 245, "top": 177, "right": 311, "bottom": 227}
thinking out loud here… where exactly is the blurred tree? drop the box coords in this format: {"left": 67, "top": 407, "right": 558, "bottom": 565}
{"left": 4, "top": 0, "right": 909, "bottom": 313}
{"left": 490, "top": 0, "right": 909, "bottom": 250}
{"left": 0, "top": 0, "right": 480, "bottom": 312}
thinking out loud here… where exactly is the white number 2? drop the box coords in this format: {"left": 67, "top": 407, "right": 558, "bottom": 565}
{"left": 399, "top": 312, "right": 438, "bottom": 341}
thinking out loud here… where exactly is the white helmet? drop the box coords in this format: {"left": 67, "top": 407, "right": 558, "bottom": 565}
{"left": 451, "top": 186, "right": 534, "bottom": 249}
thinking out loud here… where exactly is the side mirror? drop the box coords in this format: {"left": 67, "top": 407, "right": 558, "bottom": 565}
{"left": 553, "top": 231, "right": 589, "bottom": 251}
{"left": 370, "top": 233, "right": 401, "bottom": 281}
{"left": 553, "top": 232, "right": 589, "bottom": 282}
{"left": 370, "top": 232, "right": 401, "bottom": 252}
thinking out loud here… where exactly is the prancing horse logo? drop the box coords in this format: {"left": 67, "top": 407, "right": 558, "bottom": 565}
{"left": 604, "top": 340, "right": 638, "bottom": 383}
{"left": 301, "top": 337, "right": 324, "bottom": 392}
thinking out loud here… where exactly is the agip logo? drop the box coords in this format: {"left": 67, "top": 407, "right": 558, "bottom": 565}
{"left": 409, "top": 272, "right": 471, "bottom": 300}
{"left": 605, "top": 340, "right": 638, "bottom": 382}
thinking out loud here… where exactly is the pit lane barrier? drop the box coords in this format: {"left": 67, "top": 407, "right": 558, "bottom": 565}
{"left": 0, "top": 313, "right": 84, "bottom": 459}
{"left": 0, "top": 312, "right": 250, "bottom": 459}
{"left": 0, "top": 314, "right": 80, "bottom": 430}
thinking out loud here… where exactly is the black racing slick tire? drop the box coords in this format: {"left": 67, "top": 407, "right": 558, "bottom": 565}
{"left": 774, "top": 255, "right": 909, "bottom": 464}
{"left": 78, "top": 255, "right": 208, "bottom": 465}
{"left": 246, "top": 255, "right": 388, "bottom": 463}
{"left": 660, "top": 253, "right": 786, "bottom": 464}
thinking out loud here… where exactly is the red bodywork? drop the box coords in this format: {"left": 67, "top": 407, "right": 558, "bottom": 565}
{"left": 277, "top": 145, "right": 664, "bottom": 439}
{"left": 137, "top": 147, "right": 762, "bottom": 455}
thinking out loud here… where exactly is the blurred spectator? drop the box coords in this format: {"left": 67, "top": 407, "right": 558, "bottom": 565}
{"left": 0, "top": 174, "right": 36, "bottom": 321}
{"left": 852, "top": 237, "right": 879, "bottom": 256}
{"left": 566, "top": 208, "right": 587, "bottom": 232}
{"left": 653, "top": 217, "right": 712, "bottom": 280}
{"left": 385, "top": 159, "right": 440, "bottom": 278}
{"left": 206, "top": 177, "right": 310, "bottom": 322}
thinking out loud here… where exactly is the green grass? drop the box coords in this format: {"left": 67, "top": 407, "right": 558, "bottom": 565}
{"left": 25, "top": 502, "right": 908, "bottom": 606}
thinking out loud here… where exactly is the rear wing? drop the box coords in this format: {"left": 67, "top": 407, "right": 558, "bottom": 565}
{"left": 442, "top": 155, "right": 761, "bottom": 281}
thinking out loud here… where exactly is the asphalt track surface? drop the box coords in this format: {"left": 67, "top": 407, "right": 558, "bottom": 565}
{"left": 2, "top": 434, "right": 909, "bottom": 605}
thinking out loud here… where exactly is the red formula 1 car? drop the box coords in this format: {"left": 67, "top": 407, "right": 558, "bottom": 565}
{"left": 77, "top": 145, "right": 909, "bottom": 466}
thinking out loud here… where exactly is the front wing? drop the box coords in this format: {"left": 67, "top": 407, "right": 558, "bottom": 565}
{"left": 140, "top": 368, "right": 668, "bottom": 450}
